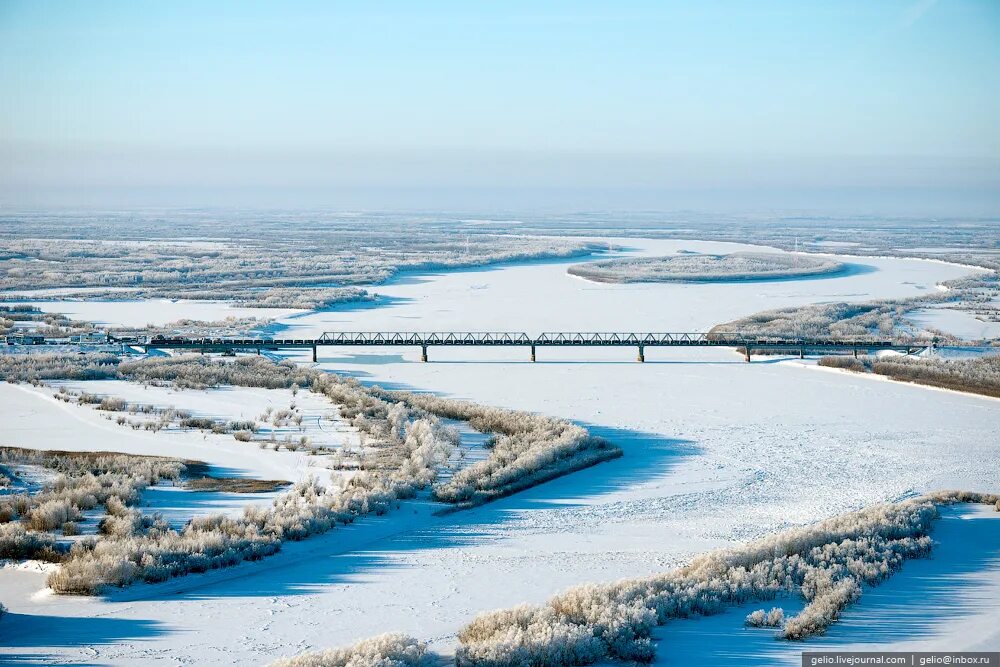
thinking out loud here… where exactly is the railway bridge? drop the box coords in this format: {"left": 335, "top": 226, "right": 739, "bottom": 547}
{"left": 130, "top": 332, "right": 932, "bottom": 363}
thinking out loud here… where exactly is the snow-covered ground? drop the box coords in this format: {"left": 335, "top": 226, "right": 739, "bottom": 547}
{"left": 0, "top": 237, "right": 997, "bottom": 665}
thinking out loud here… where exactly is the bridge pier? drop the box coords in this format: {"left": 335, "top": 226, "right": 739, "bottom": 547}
{"left": 312, "top": 345, "right": 317, "bottom": 363}
{"left": 853, "top": 347, "right": 858, "bottom": 359}
{"left": 743, "top": 346, "right": 751, "bottom": 363}
{"left": 637, "top": 344, "right": 645, "bottom": 363}
{"left": 530, "top": 344, "right": 536, "bottom": 362}
{"left": 799, "top": 347, "right": 805, "bottom": 360}
{"left": 420, "top": 344, "right": 428, "bottom": 362}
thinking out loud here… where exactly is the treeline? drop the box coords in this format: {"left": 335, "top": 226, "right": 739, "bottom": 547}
{"left": 273, "top": 492, "right": 999, "bottom": 667}
{"left": 819, "top": 354, "right": 1000, "bottom": 398}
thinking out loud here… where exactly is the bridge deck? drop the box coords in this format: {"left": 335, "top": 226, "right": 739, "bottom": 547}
{"left": 127, "top": 332, "right": 932, "bottom": 363}
{"left": 137, "top": 331, "right": 925, "bottom": 350}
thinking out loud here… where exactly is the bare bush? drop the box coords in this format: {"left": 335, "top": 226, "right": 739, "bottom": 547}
{"left": 119, "top": 355, "right": 315, "bottom": 390}
{"left": 271, "top": 633, "right": 434, "bottom": 667}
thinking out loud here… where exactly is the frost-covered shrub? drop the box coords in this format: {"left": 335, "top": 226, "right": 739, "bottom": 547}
{"left": 97, "top": 397, "right": 127, "bottom": 411}
{"left": 25, "top": 499, "right": 82, "bottom": 531}
{"left": 782, "top": 577, "right": 859, "bottom": 640}
{"left": 272, "top": 633, "right": 434, "bottom": 667}
{"left": 369, "top": 389, "right": 622, "bottom": 507}
{"left": 455, "top": 492, "right": 998, "bottom": 667}
{"left": 0, "top": 447, "right": 183, "bottom": 532}
{"left": 0, "top": 522, "right": 62, "bottom": 561}
{"left": 48, "top": 463, "right": 440, "bottom": 593}
{"left": 745, "top": 607, "right": 784, "bottom": 628}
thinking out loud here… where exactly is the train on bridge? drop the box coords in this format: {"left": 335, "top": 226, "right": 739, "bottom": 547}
{"left": 132, "top": 331, "right": 935, "bottom": 363}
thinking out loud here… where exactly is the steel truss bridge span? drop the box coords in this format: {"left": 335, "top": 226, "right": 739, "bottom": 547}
{"left": 136, "top": 332, "right": 931, "bottom": 363}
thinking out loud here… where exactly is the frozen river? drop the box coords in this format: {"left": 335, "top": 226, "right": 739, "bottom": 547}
{"left": 275, "top": 238, "right": 977, "bottom": 338}
{"left": 3, "top": 238, "right": 998, "bottom": 665}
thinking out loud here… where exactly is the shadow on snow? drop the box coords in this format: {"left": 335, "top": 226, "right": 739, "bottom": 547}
{"left": 141, "top": 424, "right": 697, "bottom": 601}
{"left": 0, "top": 612, "right": 167, "bottom": 666}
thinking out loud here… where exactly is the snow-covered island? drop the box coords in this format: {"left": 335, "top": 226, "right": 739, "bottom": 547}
{"left": 568, "top": 251, "right": 846, "bottom": 283}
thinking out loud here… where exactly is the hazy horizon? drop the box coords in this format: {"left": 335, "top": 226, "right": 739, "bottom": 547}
{"left": 2, "top": 1, "right": 998, "bottom": 213}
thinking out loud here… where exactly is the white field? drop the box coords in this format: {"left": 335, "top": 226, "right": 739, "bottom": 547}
{"left": 0, "top": 238, "right": 998, "bottom": 665}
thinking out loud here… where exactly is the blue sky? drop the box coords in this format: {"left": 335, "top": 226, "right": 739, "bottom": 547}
{"left": 1, "top": 1, "right": 997, "bottom": 210}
